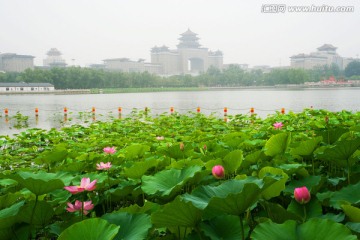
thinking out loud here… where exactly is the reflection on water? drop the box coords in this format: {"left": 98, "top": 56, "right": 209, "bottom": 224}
{"left": 1, "top": 88, "right": 359, "bottom": 135}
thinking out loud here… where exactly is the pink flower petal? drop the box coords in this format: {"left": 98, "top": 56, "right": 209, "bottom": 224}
{"left": 80, "top": 178, "right": 90, "bottom": 188}
{"left": 85, "top": 179, "right": 97, "bottom": 191}
{"left": 64, "top": 186, "right": 81, "bottom": 194}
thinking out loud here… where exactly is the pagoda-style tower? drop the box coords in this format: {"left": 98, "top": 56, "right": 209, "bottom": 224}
{"left": 43, "top": 48, "right": 67, "bottom": 68}
{"left": 150, "top": 29, "right": 223, "bottom": 75}
{"left": 177, "top": 29, "right": 201, "bottom": 49}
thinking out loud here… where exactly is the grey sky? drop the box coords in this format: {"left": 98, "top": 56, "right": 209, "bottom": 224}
{"left": 1, "top": 0, "right": 359, "bottom": 67}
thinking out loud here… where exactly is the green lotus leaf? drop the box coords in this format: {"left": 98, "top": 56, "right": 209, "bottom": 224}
{"left": 58, "top": 218, "right": 119, "bottom": 240}
{"left": 318, "top": 213, "right": 345, "bottom": 222}
{"left": 252, "top": 219, "right": 357, "bottom": 240}
{"left": 182, "top": 177, "right": 279, "bottom": 217}
{"left": 290, "top": 136, "right": 322, "bottom": 156}
{"left": 319, "top": 182, "right": 360, "bottom": 209}
{"left": 201, "top": 215, "right": 245, "bottom": 240}
{"left": 18, "top": 200, "right": 54, "bottom": 226}
{"left": 117, "top": 201, "right": 160, "bottom": 215}
{"left": 123, "top": 158, "right": 159, "bottom": 179}
{"left": 151, "top": 196, "right": 202, "bottom": 227}
{"left": 259, "top": 167, "right": 288, "bottom": 199}
{"left": 264, "top": 133, "right": 291, "bottom": 157}
{"left": 346, "top": 222, "right": 360, "bottom": 235}
{"left": 223, "top": 150, "right": 243, "bottom": 174}
{"left": 318, "top": 128, "right": 348, "bottom": 145}
{"left": 141, "top": 165, "right": 202, "bottom": 197}
{"left": 0, "top": 201, "right": 25, "bottom": 228}
{"left": 0, "top": 179, "right": 18, "bottom": 188}
{"left": 34, "top": 143, "right": 68, "bottom": 166}
{"left": 124, "top": 144, "right": 150, "bottom": 160}
{"left": 102, "top": 212, "right": 152, "bottom": 240}
{"left": 278, "top": 164, "right": 306, "bottom": 176}
{"left": 222, "top": 132, "right": 248, "bottom": 149}
{"left": 0, "top": 192, "right": 22, "bottom": 209}
{"left": 287, "top": 198, "right": 322, "bottom": 220}
{"left": 315, "top": 139, "right": 360, "bottom": 167}
{"left": 260, "top": 201, "right": 302, "bottom": 223}
{"left": 10, "top": 171, "right": 65, "bottom": 196}
{"left": 0, "top": 228, "right": 12, "bottom": 240}
{"left": 108, "top": 179, "right": 141, "bottom": 200}
{"left": 55, "top": 161, "right": 88, "bottom": 172}
{"left": 342, "top": 205, "right": 360, "bottom": 222}
{"left": 182, "top": 178, "right": 262, "bottom": 210}
{"left": 170, "top": 158, "right": 204, "bottom": 169}
{"left": 284, "top": 175, "right": 323, "bottom": 195}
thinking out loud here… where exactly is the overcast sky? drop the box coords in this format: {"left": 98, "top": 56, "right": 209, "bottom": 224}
{"left": 1, "top": 0, "right": 359, "bottom": 68}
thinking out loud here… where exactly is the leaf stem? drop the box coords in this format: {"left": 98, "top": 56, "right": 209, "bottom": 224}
{"left": 28, "top": 195, "right": 38, "bottom": 239}
{"left": 239, "top": 214, "right": 245, "bottom": 240}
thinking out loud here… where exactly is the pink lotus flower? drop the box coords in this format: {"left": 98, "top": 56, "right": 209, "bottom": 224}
{"left": 156, "top": 136, "right": 164, "bottom": 140}
{"left": 273, "top": 122, "right": 283, "bottom": 130}
{"left": 67, "top": 200, "right": 94, "bottom": 215}
{"left": 294, "top": 186, "right": 311, "bottom": 204}
{"left": 212, "top": 165, "right": 225, "bottom": 179}
{"left": 103, "top": 146, "right": 116, "bottom": 154}
{"left": 64, "top": 177, "right": 97, "bottom": 194}
{"left": 96, "top": 162, "right": 112, "bottom": 170}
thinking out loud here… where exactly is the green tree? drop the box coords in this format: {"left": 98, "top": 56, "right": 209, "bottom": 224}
{"left": 344, "top": 61, "right": 360, "bottom": 77}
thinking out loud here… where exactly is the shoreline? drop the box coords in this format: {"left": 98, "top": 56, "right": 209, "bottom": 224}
{"left": 0, "top": 84, "right": 359, "bottom": 95}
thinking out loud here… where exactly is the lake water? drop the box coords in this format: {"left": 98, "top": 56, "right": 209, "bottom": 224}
{"left": 1, "top": 87, "right": 359, "bottom": 136}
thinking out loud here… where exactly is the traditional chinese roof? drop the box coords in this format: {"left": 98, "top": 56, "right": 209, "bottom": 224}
{"left": 177, "top": 29, "right": 200, "bottom": 49}
{"left": 180, "top": 28, "right": 198, "bottom": 36}
{"left": 46, "top": 48, "right": 62, "bottom": 56}
{"left": 317, "top": 44, "right": 337, "bottom": 51}
{"left": 151, "top": 45, "right": 170, "bottom": 53}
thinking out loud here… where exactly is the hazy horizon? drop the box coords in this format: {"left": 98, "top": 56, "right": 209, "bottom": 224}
{"left": 1, "top": 0, "right": 359, "bottom": 68}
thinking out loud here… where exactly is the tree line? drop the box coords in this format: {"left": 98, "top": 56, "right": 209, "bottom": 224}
{"left": 0, "top": 62, "right": 358, "bottom": 89}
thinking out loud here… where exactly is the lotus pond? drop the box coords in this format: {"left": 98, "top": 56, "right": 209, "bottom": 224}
{"left": 0, "top": 109, "right": 360, "bottom": 240}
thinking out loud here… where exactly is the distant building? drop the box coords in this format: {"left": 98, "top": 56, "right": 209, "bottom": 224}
{"left": 102, "top": 29, "right": 223, "bottom": 76}
{"left": 290, "top": 44, "right": 348, "bottom": 70}
{"left": 0, "top": 82, "right": 55, "bottom": 92}
{"left": 103, "top": 58, "right": 162, "bottom": 74}
{"left": 0, "top": 53, "right": 34, "bottom": 72}
{"left": 151, "top": 29, "right": 223, "bottom": 75}
{"left": 43, "top": 48, "right": 67, "bottom": 68}
{"left": 223, "top": 64, "right": 249, "bottom": 70}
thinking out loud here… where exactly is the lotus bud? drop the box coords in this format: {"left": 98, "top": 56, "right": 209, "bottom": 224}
{"left": 212, "top": 165, "right": 225, "bottom": 179}
{"left": 294, "top": 186, "right": 311, "bottom": 204}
